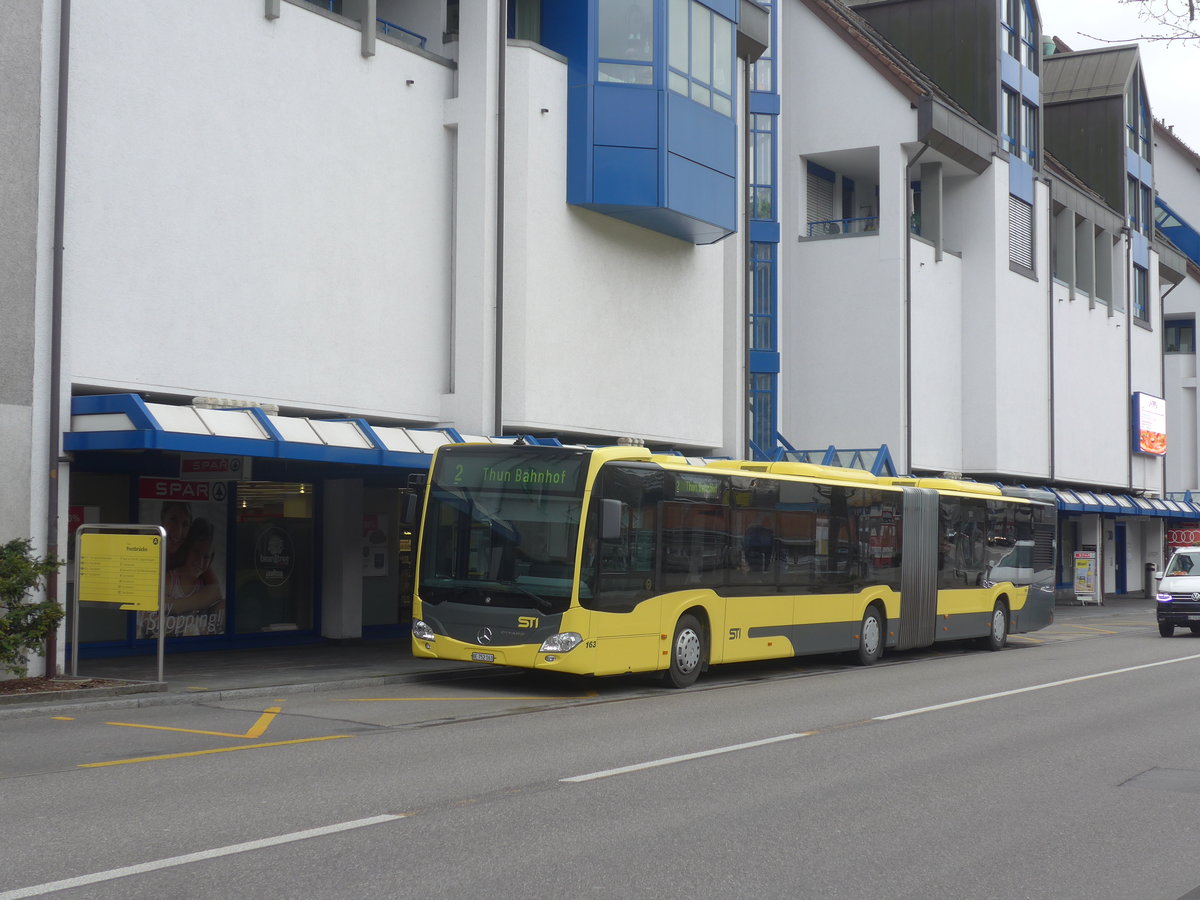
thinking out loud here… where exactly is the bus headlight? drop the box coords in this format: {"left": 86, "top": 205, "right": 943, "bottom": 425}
{"left": 412, "top": 619, "right": 436, "bottom": 641}
{"left": 539, "top": 632, "right": 583, "bottom": 653}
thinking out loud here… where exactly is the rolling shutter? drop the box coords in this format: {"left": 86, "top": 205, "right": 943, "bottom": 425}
{"left": 1009, "top": 196, "right": 1034, "bottom": 269}
{"left": 807, "top": 167, "right": 836, "bottom": 229}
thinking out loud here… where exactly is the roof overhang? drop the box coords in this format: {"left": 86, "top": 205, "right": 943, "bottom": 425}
{"left": 917, "top": 97, "right": 995, "bottom": 175}
{"left": 1048, "top": 174, "right": 1124, "bottom": 233}
{"left": 738, "top": 0, "right": 770, "bottom": 62}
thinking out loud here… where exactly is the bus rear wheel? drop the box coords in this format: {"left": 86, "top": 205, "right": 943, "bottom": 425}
{"left": 856, "top": 606, "right": 883, "bottom": 666}
{"left": 665, "top": 614, "right": 704, "bottom": 688}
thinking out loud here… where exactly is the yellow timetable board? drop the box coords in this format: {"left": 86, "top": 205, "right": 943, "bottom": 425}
{"left": 77, "top": 532, "right": 163, "bottom": 611}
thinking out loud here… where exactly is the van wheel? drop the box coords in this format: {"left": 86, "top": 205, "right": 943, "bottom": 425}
{"left": 665, "top": 615, "right": 704, "bottom": 688}
{"left": 1160, "top": 623, "right": 1175, "bottom": 637}
{"left": 856, "top": 606, "right": 884, "bottom": 666}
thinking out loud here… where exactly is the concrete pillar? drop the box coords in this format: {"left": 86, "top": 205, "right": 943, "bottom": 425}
{"left": 321, "top": 478, "right": 364, "bottom": 639}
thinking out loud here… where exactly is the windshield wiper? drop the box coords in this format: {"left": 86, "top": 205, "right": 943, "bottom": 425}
{"left": 495, "top": 579, "right": 555, "bottom": 613}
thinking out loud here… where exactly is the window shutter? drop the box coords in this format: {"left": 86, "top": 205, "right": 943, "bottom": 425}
{"left": 1009, "top": 196, "right": 1033, "bottom": 269}
{"left": 807, "top": 170, "right": 836, "bottom": 227}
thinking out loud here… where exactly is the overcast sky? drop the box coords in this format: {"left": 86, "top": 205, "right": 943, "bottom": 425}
{"left": 1039, "top": 0, "right": 1199, "bottom": 150}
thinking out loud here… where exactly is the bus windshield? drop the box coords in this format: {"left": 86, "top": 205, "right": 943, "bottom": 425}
{"left": 417, "top": 447, "right": 589, "bottom": 615}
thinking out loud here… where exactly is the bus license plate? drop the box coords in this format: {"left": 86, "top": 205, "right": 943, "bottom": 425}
{"left": 471, "top": 652, "right": 495, "bottom": 662}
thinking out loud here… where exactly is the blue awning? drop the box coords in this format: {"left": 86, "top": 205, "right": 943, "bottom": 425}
{"left": 63, "top": 394, "right": 501, "bottom": 469}
{"left": 1053, "top": 489, "right": 1084, "bottom": 512}
{"left": 1049, "top": 488, "right": 1198, "bottom": 518}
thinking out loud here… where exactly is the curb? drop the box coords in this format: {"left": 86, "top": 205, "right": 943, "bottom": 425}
{"left": 0, "top": 665, "right": 488, "bottom": 720}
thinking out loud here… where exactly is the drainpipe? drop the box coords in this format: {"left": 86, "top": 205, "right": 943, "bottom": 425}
{"left": 1046, "top": 184, "right": 1055, "bottom": 484}
{"left": 904, "top": 142, "right": 931, "bottom": 474}
{"left": 493, "top": 0, "right": 506, "bottom": 435}
{"left": 45, "top": 0, "right": 72, "bottom": 677}
{"left": 1126, "top": 228, "right": 1134, "bottom": 492}
{"left": 742, "top": 57, "right": 752, "bottom": 459}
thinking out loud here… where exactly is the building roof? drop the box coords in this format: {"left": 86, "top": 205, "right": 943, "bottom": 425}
{"left": 1041, "top": 44, "right": 1140, "bottom": 105}
{"left": 797, "top": 0, "right": 927, "bottom": 104}
{"left": 1155, "top": 118, "right": 1200, "bottom": 169}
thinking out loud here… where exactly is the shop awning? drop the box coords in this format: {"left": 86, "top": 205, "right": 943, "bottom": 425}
{"left": 63, "top": 394, "right": 509, "bottom": 469}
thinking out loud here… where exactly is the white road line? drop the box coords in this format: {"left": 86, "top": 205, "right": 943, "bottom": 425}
{"left": 0, "top": 814, "right": 406, "bottom": 900}
{"left": 875, "top": 652, "right": 1200, "bottom": 721}
{"left": 561, "top": 732, "right": 813, "bottom": 783}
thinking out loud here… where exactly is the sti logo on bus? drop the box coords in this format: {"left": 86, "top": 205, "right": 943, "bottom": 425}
{"left": 518, "top": 616, "right": 539, "bottom": 629}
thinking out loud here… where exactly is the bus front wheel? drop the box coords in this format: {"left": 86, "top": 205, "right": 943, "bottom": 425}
{"left": 856, "top": 606, "right": 884, "bottom": 666}
{"left": 665, "top": 614, "right": 705, "bottom": 688}
{"left": 984, "top": 601, "right": 1009, "bottom": 651}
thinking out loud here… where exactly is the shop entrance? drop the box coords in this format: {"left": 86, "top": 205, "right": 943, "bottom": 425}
{"left": 361, "top": 485, "right": 421, "bottom": 633}
{"left": 234, "top": 482, "right": 314, "bottom": 634}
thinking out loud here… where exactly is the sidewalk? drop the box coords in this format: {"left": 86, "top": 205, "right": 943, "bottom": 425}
{"left": 0, "top": 638, "right": 481, "bottom": 719}
{"left": 0, "top": 593, "right": 1159, "bottom": 718}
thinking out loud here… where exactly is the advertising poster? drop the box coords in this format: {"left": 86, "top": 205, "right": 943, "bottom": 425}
{"left": 137, "top": 478, "right": 229, "bottom": 638}
{"left": 363, "top": 514, "right": 389, "bottom": 576}
{"left": 1133, "top": 392, "right": 1167, "bottom": 456}
{"left": 1073, "top": 550, "right": 1097, "bottom": 599}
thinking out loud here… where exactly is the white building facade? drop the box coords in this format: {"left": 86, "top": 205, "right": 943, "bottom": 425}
{"left": 1156, "top": 121, "right": 1200, "bottom": 530}
{"left": 0, "top": 0, "right": 1191, "bottom": 676}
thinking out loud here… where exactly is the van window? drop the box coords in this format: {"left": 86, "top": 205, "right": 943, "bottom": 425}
{"left": 1165, "top": 552, "right": 1200, "bottom": 576}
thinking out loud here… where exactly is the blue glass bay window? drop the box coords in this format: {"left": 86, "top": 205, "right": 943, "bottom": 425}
{"left": 542, "top": 0, "right": 739, "bottom": 244}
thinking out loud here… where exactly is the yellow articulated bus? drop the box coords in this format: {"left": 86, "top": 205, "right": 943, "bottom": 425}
{"left": 411, "top": 444, "right": 1056, "bottom": 687}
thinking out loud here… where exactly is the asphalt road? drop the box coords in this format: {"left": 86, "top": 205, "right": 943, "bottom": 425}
{"left": 3, "top": 605, "right": 1198, "bottom": 899}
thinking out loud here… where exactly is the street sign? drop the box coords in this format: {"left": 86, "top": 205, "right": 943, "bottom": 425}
{"left": 77, "top": 532, "right": 163, "bottom": 611}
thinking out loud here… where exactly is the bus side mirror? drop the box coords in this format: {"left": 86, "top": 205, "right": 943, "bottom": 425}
{"left": 600, "top": 498, "right": 623, "bottom": 540}
{"left": 403, "top": 493, "right": 419, "bottom": 525}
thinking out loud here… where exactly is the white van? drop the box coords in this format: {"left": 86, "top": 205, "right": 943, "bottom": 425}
{"left": 1156, "top": 547, "right": 1200, "bottom": 637}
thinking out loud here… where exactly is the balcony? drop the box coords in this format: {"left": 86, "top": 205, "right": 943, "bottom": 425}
{"left": 806, "top": 216, "right": 879, "bottom": 238}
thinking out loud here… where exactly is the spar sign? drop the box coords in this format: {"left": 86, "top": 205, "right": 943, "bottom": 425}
{"left": 180, "top": 455, "right": 250, "bottom": 480}
{"left": 140, "top": 477, "right": 228, "bottom": 504}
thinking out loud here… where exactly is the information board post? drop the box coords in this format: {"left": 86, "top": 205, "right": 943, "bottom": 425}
{"left": 72, "top": 524, "right": 167, "bottom": 682}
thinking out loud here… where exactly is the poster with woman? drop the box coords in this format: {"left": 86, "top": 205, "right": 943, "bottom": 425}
{"left": 136, "top": 478, "right": 229, "bottom": 638}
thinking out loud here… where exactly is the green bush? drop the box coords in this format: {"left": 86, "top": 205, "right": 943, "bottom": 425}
{"left": 0, "top": 538, "right": 64, "bottom": 678}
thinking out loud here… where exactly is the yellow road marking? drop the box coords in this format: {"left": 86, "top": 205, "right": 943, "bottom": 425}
{"left": 80, "top": 735, "right": 351, "bottom": 768}
{"left": 106, "top": 706, "right": 282, "bottom": 739}
{"left": 338, "top": 692, "right": 599, "bottom": 703}
{"left": 1010, "top": 635, "right": 1042, "bottom": 644}
{"left": 52, "top": 716, "right": 74, "bottom": 721}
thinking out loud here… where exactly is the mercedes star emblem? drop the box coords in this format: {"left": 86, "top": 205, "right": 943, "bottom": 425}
{"left": 477, "top": 627, "right": 493, "bottom": 645}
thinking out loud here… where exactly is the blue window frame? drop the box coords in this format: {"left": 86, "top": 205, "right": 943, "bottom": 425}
{"left": 1133, "top": 265, "right": 1149, "bottom": 322}
{"left": 751, "top": 242, "right": 776, "bottom": 352}
{"left": 749, "top": 373, "right": 776, "bottom": 459}
{"left": 1166, "top": 318, "right": 1195, "bottom": 353}
{"left": 1001, "top": 0, "right": 1038, "bottom": 72}
{"left": 751, "top": 0, "right": 774, "bottom": 92}
{"left": 747, "top": 0, "right": 778, "bottom": 460}
{"left": 668, "top": 0, "right": 735, "bottom": 116}
{"left": 750, "top": 114, "right": 775, "bottom": 220}
{"left": 1126, "top": 79, "right": 1151, "bottom": 159}
{"left": 598, "top": 0, "right": 655, "bottom": 85}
